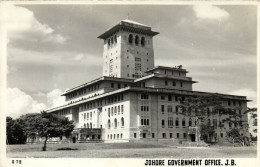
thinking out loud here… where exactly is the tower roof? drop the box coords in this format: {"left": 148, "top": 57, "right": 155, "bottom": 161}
{"left": 98, "top": 19, "right": 159, "bottom": 39}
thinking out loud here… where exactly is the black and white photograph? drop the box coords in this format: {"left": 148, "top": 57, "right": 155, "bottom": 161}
{"left": 0, "top": 1, "right": 258, "bottom": 167}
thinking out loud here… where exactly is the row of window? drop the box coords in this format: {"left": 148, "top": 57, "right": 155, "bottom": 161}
{"left": 107, "top": 35, "right": 117, "bottom": 47}
{"left": 83, "top": 112, "right": 92, "bottom": 121}
{"left": 83, "top": 123, "right": 93, "bottom": 128}
{"left": 228, "top": 100, "right": 242, "bottom": 106}
{"left": 128, "top": 34, "right": 146, "bottom": 46}
{"left": 161, "top": 105, "right": 180, "bottom": 114}
{"left": 162, "top": 118, "right": 194, "bottom": 128}
{"left": 67, "top": 84, "right": 100, "bottom": 99}
{"left": 141, "top": 94, "right": 149, "bottom": 99}
{"left": 161, "top": 95, "right": 185, "bottom": 102}
{"left": 107, "top": 133, "right": 123, "bottom": 140}
{"left": 141, "top": 106, "right": 149, "bottom": 111}
{"left": 163, "top": 70, "right": 184, "bottom": 77}
{"left": 107, "top": 105, "right": 124, "bottom": 117}
{"left": 108, "top": 117, "right": 124, "bottom": 129}
{"left": 165, "top": 80, "right": 183, "bottom": 87}
{"left": 110, "top": 83, "right": 128, "bottom": 89}
{"left": 58, "top": 109, "right": 70, "bottom": 115}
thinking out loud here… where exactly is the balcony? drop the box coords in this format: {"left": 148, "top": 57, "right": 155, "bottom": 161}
{"left": 188, "top": 126, "right": 198, "bottom": 134}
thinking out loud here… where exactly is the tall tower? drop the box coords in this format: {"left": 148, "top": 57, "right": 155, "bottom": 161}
{"left": 98, "top": 19, "right": 159, "bottom": 79}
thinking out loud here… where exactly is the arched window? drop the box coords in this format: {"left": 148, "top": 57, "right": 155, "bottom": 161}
{"left": 182, "top": 118, "right": 186, "bottom": 126}
{"left": 135, "top": 35, "right": 139, "bottom": 45}
{"left": 108, "top": 39, "right": 110, "bottom": 47}
{"left": 128, "top": 34, "right": 133, "bottom": 44}
{"left": 114, "top": 118, "right": 117, "bottom": 129}
{"left": 111, "top": 37, "right": 114, "bottom": 44}
{"left": 175, "top": 118, "right": 179, "bottom": 127}
{"left": 90, "top": 123, "right": 92, "bottom": 128}
{"left": 111, "top": 107, "right": 113, "bottom": 116}
{"left": 189, "top": 118, "right": 192, "bottom": 126}
{"left": 108, "top": 108, "right": 110, "bottom": 117}
{"left": 87, "top": 123, "right": 89, "bottom": 128}
{"left": 108, "top": 119, "right": 111, "bottom": 129}
{"left": 118, "top": 106, "right": 120, "bottom": 115}
{"left": 121, "top": 117, "right": 124, "bottom": 127}
{"left": 114, "top": 35, "right": 117, "bottom": 43}
{"left": 141, "top": 37, "right": 145, "bottom": 46}
{"left": 84, "top": 123, "right": 86, "bottom": 128}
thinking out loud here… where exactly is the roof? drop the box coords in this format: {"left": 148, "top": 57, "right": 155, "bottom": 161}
{"left": 145, "top": 66, "right": 188, "bottom": 73}
{"left": 62, "top": 76, "right": 134, "bottom": 96}
{"left": 98, "top": 19, "right": 159, "bottom": 39}
{"left": 46, "top": 86, "right": 250, "bottom": 113}
{"left": 134, "top": 73, "right": 197, "bottom": 83}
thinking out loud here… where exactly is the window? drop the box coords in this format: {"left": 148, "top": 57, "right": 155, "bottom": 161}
{"left": 90, "top": 112, "right": 92, "bottom": 120}
{"left": 162, "top": 133, "right": 166, "bottom": 138}
{"left": 170, "top": 133, "right": 173, "bottom": 138}
{"left": 118, "top": 106, "right": 120, "bottom": 114}
{"left": 161, "top": 96, "right": 165, "bottom": 100}
{"left": 167, "top": 105, "right": 172, "bottom": 113}
{"left": 183, "top": 133, "right": 187, "bottom": 138}
{"left": 129, "top": 34, "right": 133, "bottom": 44}
{"left": 111, "top": 83, "right": 114, "bottom": 88}
{"left": 141, "top": 37, "right": 145, "bottom": 46}
{"left": 177, "top": 133, "right": 179, "bottom": 139}
{"left": 121, "top": 105, "right": 124, "bottom": 114}
{"left": 141, "top": 94, "right": 149, "bottom": 99}
{"left": 189, "top": 118, "right": 192, "bottom": 126}
{"left": 220, "top": 133, "right": 223, "bottom": 138}
{"left": 87, "top": 113, "right": 89, "bottom": 120}
{"left": 175, "top": 106, "right": 179, "bottom": 115}
{"left": 135, "top": 35, "right": 139, "bottom": 45}
{"left": 168, "top": 95, "right": 172, "bottom": 101}
{"left": 168, "top": 117, "right": 173, "bottom": 128}
{"left": 84, "top": 113, "right": 86, "bottom": 121}
{"left": 239, "top": 101, "right": 241, "bottom": 106}
{"left": 152, "top": 133, "right": 155, "bottom": 138}
{"left": 114, "top": 118, "right": 117, "bottom": 129}
{"left": 165, "top": 80, "right": 168, "bottom": 86}
{"left": 175, "top": 118, "right": 179, "bottom": 127}
{"left": 180, "top": 82, "right": 183, "bottom": 87}
{"left": 162, "top": 120, "right": 165, "bottom": 128}
{"left": 134, "top": 133, "right": 137, "bottom": 138}
{"left": 90, "top": 123, "right": 92, "bottom": 128}
{"left": 213, "top": 119, "right": 217, "bottom": 128}
{"left": 228, "top": 100, "right": 231, "bottom": 106}
{"left": 172, "top": 82, "right": 176, "bottom": 86}
{"left": 175, "top": 96, "right": 178, "bottom": 102}
{"left": 108, "top": 120, "right": 111, "bottom": 129}
{"left": 161, "top": 105, "right": 165, "bottom": 114}
{"left": 182, "top": 118, "right": 186, "bottom": 127}
{"left": 111, "top": 107, "right": 113, "bottom": 116}
{"left": 114, "top": 35, "right": 117, "bottom": 43}
{"left": 143, "top": 133, "right": 146, "bottom": 138}
{"left": 108, "top": 108, "right": 110, "bottom": 117}
{"left": 121, "top": 117, "right": 124, "bottom": 127}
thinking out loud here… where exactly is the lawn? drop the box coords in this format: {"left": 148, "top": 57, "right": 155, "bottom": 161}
{"left": 6, "top": 142, "right": 257, "bottom": 158}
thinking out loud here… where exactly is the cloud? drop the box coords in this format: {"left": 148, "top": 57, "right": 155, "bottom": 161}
{"left": 229, "top": 88, "right": 257, "bottom": 108}
{"left": 1, "top": 4, "right": 68, "bottom": 44}
{"left": 46, "top": 89, "right": 66, "bottom": 108}
{"left": 193, "top": 5, "right": 230, "bottom": 21}
{"left": 6, "top": 88, "right": 46, "bottom": 118}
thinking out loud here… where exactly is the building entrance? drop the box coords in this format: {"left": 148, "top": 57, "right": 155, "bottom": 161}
{"left": 190, "top": 134, "right": 196, "bottom": 142}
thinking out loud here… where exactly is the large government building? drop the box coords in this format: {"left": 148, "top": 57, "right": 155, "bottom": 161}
{"left": 46, "top": 19, "right": 249, "bottom": 143}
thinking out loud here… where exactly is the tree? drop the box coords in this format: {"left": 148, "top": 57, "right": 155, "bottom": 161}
{"left": 177, "top": 94, "right": 227, "bottom": 142}
{"left": 21, "top": 111, "right": 74, "bottom": 151}
{"left": 224, "top": 107, "right": 257, "bottom": 146}
{"left": 6, "top": 117, "right": 27, "bottom": 144}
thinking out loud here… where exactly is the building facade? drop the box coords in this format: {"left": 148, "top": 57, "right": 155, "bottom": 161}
{"left": 46, "top": 19, "right": 249, "bottom": 143}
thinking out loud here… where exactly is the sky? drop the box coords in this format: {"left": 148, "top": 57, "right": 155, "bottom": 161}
{"left": 2, "top": 4, "right": 257, "bottom": 118}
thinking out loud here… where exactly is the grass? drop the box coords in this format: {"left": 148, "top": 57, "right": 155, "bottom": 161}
{"left": 6, "top": 142, "right": 257, "bottom": 158}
